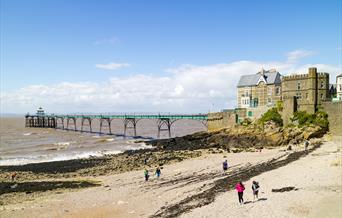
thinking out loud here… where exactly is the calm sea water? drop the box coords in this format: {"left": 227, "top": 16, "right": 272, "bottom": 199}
{"left": 0, "top": 117, "right": 206, "bottom": 166}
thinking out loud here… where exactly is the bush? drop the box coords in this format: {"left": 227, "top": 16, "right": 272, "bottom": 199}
{"left": 291, "top": 110, "right": 329, "bottom": 129}
{"left": 259, "top": 108, "right": 283, "bottom": 126}
{"left": 240, "top": 118, "right": 252, "bottom": 126}
{"left": 276, "top": 101, "right": 283, "bottom": 111}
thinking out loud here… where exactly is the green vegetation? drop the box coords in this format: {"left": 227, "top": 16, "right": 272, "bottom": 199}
{"left": 240, "top": 118, "right": 252, "bottom": 126}
{"left": 259, "top": 108, "right": 283, "bottom": 126}
{"left": 276, "top": 101, "right": 283, "bottom": 111}
{"left": 291, "top": 111, "right": 329, "bottom": 130}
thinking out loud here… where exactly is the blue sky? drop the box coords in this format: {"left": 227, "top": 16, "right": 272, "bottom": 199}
{"left": 1, "top": 0, "right": 341, "bottom": 113}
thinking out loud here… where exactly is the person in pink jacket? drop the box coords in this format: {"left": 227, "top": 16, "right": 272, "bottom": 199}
{"left": 235, "top": 181, "right": 245, "bottom": 204}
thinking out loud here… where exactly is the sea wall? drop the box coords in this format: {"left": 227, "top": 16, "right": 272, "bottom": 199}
{"left": 321, "top": 101, "right": 342, "bottom": 136}
{"left": 245, "top": 106, "right": 269, "bottom": 120}
{"left": 207, "top": 111, "right": 236, "bottom": 132}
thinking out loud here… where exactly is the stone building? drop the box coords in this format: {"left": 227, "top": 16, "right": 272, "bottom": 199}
{"left": 237, "top": 68, "right": 282, "bottom": 109}
{"left": 337, "top": 74, "right": 342, "bottom": 101}
{"left": 281, "top": 67, "right": 329, "bottom": 114}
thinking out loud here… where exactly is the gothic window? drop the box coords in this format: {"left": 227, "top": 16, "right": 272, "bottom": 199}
{"left": 297, "top": 82, "right": 301, "bottom": 90}
{"left": 320, "top": 81, "right": 324, "bottom": 88}
{"left": 306, "top": 93, "right": 308, "bottom": 99}
{"left": 275, "top": 87, "right": 280, "bottom": 96}
{"left": 321, "top": 93, "right": 324, "bottom": 99}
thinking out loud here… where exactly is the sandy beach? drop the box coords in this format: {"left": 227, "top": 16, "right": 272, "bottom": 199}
{"left": 1, "top": 136, "right": 341, "bottom": 218}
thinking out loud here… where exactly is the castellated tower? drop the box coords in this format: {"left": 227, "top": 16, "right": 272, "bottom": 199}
{"left": 282, "top": 67, "right": 329, "bottom": 114}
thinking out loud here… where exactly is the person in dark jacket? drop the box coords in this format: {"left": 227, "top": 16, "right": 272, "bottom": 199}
{"left": 144, "top": 169, "right": 149, "bottom": 181}
{"left": 252, "top": 181, "right": 260, "bottom": 200}
{"left": 223, "top": 160, "right": 228, "bottom": 171}
{"left": 155, "top": 167, "right": 161, "bottom": 178}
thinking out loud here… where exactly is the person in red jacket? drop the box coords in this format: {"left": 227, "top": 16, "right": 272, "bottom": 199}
{"left": 235, "top": 181, "right": 245, "bottom": 204}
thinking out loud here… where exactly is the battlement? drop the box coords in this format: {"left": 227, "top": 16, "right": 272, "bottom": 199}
{"left": 282, "top": 73, "right": 309, "bottom": 81}
{"left": 317, "top": 72, "right": 329, "bottom": 78}
{"left": 282, "top": 72, "right": 329, "bottom": 81}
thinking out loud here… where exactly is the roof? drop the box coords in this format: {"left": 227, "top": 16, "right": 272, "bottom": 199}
{"left": 337, "top": 74, "right": 342, "bottom": 78}
{"left": 237, "top": 69, "right": 282, "bottom": 87}
{"left": 329, "top": 84, "right": 336, "bottom": 89}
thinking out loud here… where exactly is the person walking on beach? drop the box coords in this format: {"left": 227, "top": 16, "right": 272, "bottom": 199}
{"left": 144, "top": 169, "right": 149, "bottom": 181}
{"left": 304, "top": 139, "right": 309, "bottom": 153}
{"left": 252, "top": 181, "right": 260, "bottom": 200}
{"left": 223, "top": 160, "right": 228, "bottom": 171}
{"left": 11, "top": 172, "right": 17, "bottom": 182}
{"left": 155, "top": 167, "right": 161, "bottom": 178}
{"left": 235, "top": 181, "right": 245, "bottom": 204}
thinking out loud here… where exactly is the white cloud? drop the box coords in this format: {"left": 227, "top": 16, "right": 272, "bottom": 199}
{"left": 286, "top": 49, "right": 316, "bottom": 63}
{"left": 2, "top": 51, "right": 341, "bottom": 114}
{"left": 95, "top": 62, "right": 130, "bottom": 70}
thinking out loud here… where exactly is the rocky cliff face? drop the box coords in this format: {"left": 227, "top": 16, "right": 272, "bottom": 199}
{"left": 148, "top": 122, "right": 327, "bottom": 152}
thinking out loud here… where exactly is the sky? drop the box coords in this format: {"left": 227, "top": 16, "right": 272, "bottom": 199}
{"left": 1, "top": 0, "right": 341, "bottom": 114}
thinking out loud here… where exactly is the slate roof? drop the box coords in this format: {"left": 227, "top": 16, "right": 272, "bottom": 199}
{"left": 237, "top": 70, "right": 282, "bottom": 87}
{"left": 329, "top": 84, "right": 336, "bottom": 89}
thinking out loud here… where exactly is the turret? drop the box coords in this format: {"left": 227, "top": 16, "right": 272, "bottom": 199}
{"left": 308, "top": 67, "right": 318, "bottom": 113}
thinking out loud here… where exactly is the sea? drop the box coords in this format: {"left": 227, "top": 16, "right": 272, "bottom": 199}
{"left": 0, "top": 117, "right": 206, "bottom": 166}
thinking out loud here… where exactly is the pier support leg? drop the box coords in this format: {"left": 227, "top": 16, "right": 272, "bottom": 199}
{"left": 81, "top": 117, "right": 92, "bottom": 133}
{"left": 157, "top": 118, "right": 177, "bottom": 138}
{"left": 67, "top": 118, "right": 77, "bottom": 131}
{"left": 123, "top": 118, "right": 139, "bottom": 137}
{"left": 56, "top": 117, "right": 64, "bottom": 129}
{"left": 100, "top": 118, "right": 112, "bottom": 135}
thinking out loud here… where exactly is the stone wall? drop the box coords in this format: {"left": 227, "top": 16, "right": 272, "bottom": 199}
{"left": 282, "top": 97, "right": 297, "bottom": 126}
{"left": 207, "top": 109, "right": 247, "bottom": 132}
{"left": 321, "top": 101, "right": 342, "bottom": 136}
{"left": 245, "top": 105, "right": 269, "bottom": 120}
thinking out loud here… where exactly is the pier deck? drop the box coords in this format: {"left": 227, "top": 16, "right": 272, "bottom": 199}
{"left": 25, "top": 114, "right": 208, "bottom": 138}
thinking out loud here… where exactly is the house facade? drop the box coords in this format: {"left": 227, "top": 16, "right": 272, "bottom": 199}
{"left": 237, "top": 68, "right": 282, "bottom": 109}
{"left": 337, "top": 74, "right": 342, "bottom": 101}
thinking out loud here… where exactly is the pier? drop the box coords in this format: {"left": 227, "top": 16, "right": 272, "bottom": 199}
{"left": 25, "top": 113, "right": 208, "bottom": 138}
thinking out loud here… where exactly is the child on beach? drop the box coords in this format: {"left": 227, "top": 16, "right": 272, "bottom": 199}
{"left": 144, "top": 169, "right": 149, "bottom": 181}
{"left": 235, "top": 181, "right": 245, "bottom": 204}
{"left": 11, "top": 172, "right": 17, "bottom": 182}
{"left": 155, "top": 167, "right": 161, "bottom": 178}
{"left": 223, "top": 160, "right": 228, "bottom": 171}
{"left": 252, "top": 181, "right": 260, "bottom": 200}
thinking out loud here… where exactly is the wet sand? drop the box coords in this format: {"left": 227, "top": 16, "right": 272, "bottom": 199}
{"left": 1, "top": 136, "right": 340, "bottom": 218}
